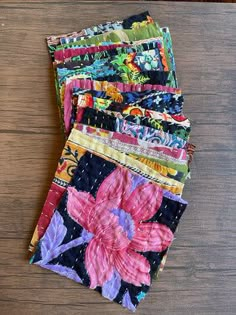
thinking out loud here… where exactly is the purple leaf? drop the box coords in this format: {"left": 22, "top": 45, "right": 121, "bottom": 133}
{"left": 41, "top": 264, "right": 82, "bottom": 283}
{"left": 102, "top": 270, "right": 121, "bottom": 301}
{"left": 38, "top": 228, "right": 93, "bottom": 264}
{"left": 122, "top": 291, "right": 136, "bottom": 312}
{"left": 40, "top": 211, "right": 67, "bottom": 260}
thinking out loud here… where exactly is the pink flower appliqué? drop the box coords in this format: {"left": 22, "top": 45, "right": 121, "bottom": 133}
{"left": 67, "top": 167, "right": 173, "bottom": 288}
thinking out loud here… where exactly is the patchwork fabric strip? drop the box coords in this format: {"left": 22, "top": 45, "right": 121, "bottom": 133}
{"left": 72, "top": 87, "right": 184, "bottom": 111}
{"left": 30, "top": 11, "right": 195, "bottom": 312}
{"left": 74, "top": 125, "right": 190, "bottom": 181}
{"left": 54, "top": 24, "right": 175, "bottom": 72}
{"left": 101, "top": 110, "right": 190, "bottom": 140}
{"left": 63, "top": 79, "right": 182, "bottom": 134}
{"left": 54, "top": 39, "right": 168, "bottom": 70}
{"left": 56, "top": 62, "right": 176, "bottom": 90}
{"left": 65, "top": 78, "right": 182, "bottom": 93}
{"left": 47, "top": 11, "right": 154, "bottom": 59}
{"left": 64, "top": 86, "right": 185, "bottom": 135}
{"left": 54, "top": 22, "right": 162, "bottom": 54}
{"left": 75, "top": 124, "right": 189, "bottom": 183}
{"left": 76, "top": 107, "right": 187, "bottom": 149}
{"left": 76, "top": 123, "right": 188, "bottom": 162}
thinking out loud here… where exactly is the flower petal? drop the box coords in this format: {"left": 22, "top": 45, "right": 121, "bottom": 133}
{"left": 114, "top": 248, "right": 150, "bottom": 286}
{"left": 122, "top": 182, "right": 163, "bottom": 222}
{"left": 91, "top": 209, "right": 130, "bottom": 250}
{"left": 85, "top": 238, "right": 113, "bottom": 289}
{"left": 67, "top": 184, "right": 130, "bottom": 250}
{"left": 67, "top": 186, "right": 95, "bottom": 232}
{"left": 130, "top": 222, "right": 174, "bottom": 252}
{"left": 95, "top": 167, "right": 132, "bottom": 210}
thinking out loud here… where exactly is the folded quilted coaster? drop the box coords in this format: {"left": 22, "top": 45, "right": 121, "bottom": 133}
{"left": 63, "top": 86, "right": 185, "bottom": 135}
{"left": 100, "top": 110, "right": 190, "bottom": 141}
{"left": 62, "top": 79, "right": 182, "bottom": 134}
{"left": 77, "top": 107, "right": 187, "bottom": 149}
{"left": 75, "top": 124, "right": 188, "bottom": 161}
{"left": 54, "top": 24, "right": 174, "bottom": 73}
{"left": 30, "top": 128, "right": 185, "bottom": 251}
{"left": 47, "top": 11, "right": 154, "bottom": 58}
{"left": 56, "top": 56, "right": 175, "bottom": 89}
{"left": 75, "top": 124, "right": 190, "bottom": 183}
{"left": 30, "top": 129, "right": 187, "bottom": 311}
{"left": 55, "top": 43, "right": 176, "bottom": 105}
{"left": 71, "top": 86, "right": 183, "bottom": 110}
{"left": 54, "top": 23, "right": 162, "bottom": 52}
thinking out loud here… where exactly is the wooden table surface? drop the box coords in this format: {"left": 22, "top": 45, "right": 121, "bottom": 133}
{"left": 0, "top": 1, "right": 236, "bottom": 314}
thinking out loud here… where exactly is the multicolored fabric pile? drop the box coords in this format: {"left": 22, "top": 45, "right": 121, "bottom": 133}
{"left": 29, "top": 12, "right": 195, "bottom": 311}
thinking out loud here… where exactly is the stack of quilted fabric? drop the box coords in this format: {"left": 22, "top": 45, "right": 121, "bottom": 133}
{"left": 29, "top": 12, "right": 195, "bottom": 311}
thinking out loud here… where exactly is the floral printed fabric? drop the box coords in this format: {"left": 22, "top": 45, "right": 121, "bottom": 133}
{"left": 103, "top": 110, "right": 190, "bottom": 141}
{"left": 72, "top": 87, "right": 184, "bottom": 112}
{"left": 30, "top": 11, "right": 195, "bottom": 312}
{"left": 53, "top": 24, "right": 175, "bottom": 72}
{"left": 56, "top": 60, "right": 176, "bottom": 88}
{"left": 65, "top": 86, "right": 185, "bottom": 136}
{"left": 55, "top": 45, "right": 176, "bottom": 88}
{"left": 54, "top": 39, "right": 167, "bottom": 68}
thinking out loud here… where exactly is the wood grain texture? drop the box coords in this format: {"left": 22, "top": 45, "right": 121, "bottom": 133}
{"left": 0, "top": 1, "right": 236, "bottom": 314}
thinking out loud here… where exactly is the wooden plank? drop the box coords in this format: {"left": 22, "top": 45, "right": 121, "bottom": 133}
{"left": 0, "top": 1, "right": 236, "bottom": 314}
